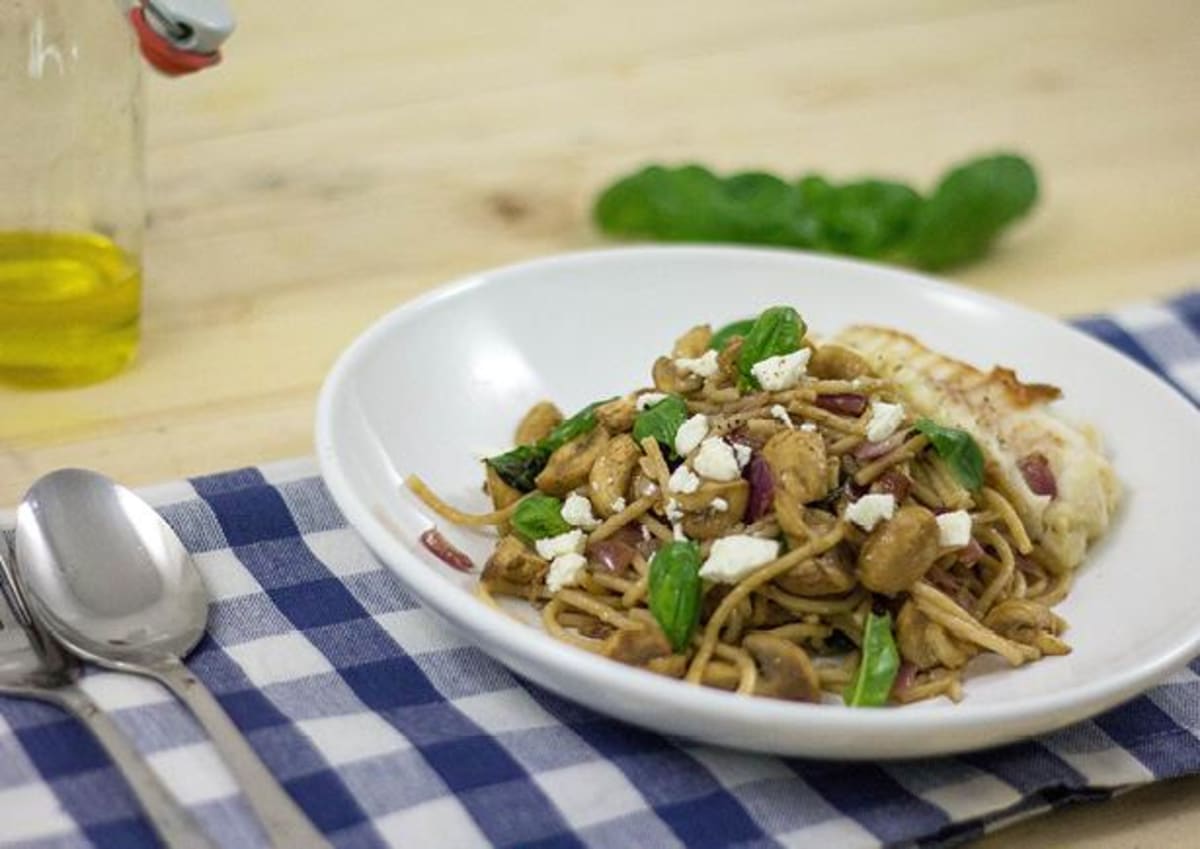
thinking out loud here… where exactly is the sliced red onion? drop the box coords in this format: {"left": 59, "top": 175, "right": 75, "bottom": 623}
{"left": 727, "top": 427, "right": 765, "bottom": 452}
{"left": 587, "top": 538, "right": 637, "bottom": 575}
{"left": 891, "top": 662, "right": 918, "bottom": 698}
{"left": 1018, "top": 452, "right": 1058, "bottom": 498}
{"left": 870, "top": 470, "right": 911, "bottom": 504}
{"left": 854, "top": 430, "right": 908, "bottom": 461}
{"left": 744, "top": 454, "right": 775, "bottom": 522}
{"left": 814, "top": 393, "right": 868, "bottom": 417}
{"left": 420, "top": 528, "right": 474, "bottom": 572}
{"left": 958, "top": 537, "right": 984, "bottom": 566}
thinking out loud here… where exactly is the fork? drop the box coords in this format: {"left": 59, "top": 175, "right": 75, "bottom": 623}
{"left": 0, "top": 534, "right": 216, "bottom": 849}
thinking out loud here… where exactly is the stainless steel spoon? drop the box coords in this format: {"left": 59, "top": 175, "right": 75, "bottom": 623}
{"left": 14, "top": 469, "right": 330, "bottom": 849}
{"left": 0, "top": 533, "right": 216, "bottom": 849}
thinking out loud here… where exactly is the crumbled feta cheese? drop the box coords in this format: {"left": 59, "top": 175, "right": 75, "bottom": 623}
{"left": 668, "top": 464, "right": 701, "bottom": 494}
{"left": 674, "top": 413, "right": 709, "bottom": 457}
{"left": 750, "top": 349, "right": 811, "bottom": 391}
{"left": 866, "top": 401, "right": 905, "bottom": 443}
{"left": 711, "top": 497, "right": 729, "bottom": 512}
{"left": 800, "top": 422, "right": 818, "bottom": 432}
{"left": 770, "top": 404, "right": 794, "bottom": 429}
{"left": 936, "top": 510, "right": 972, "bottom": 548}
{"left": 546, "top": 553, "right": 588, "bottom": 593}
{"left": 535, "top": 529, "right": 586, "bottom": 560}
{"left": 844, "top": 494, "right": 896, "bottom": 532}
{"left": 636, "top": 392, "right": 668, "bottom": 411}
{"left": 665, "top": 498, "right": 684, "bottom": 522}
{"left": 693, "top": 437, "right": 741, "bottom": 482}
{"left": 699, "top": 535, "right": 781, "bottom": 584}
{"left": 611, "top": 496, "right": 627, "bottom": 513}
{"left": 561, "top": 493, "right": 600, "bottom": 530}
{"left": 674, "top": 349, "right": 719, "bottom": 378}
{"left": 732, "top": 442, "right": 752, "bottom": 470}
{"left": 672, "top": 523, "right": 687, "bottom": 541}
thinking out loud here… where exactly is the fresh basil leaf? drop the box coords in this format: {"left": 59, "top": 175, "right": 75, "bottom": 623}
{"left": 810, "top": 179, "right": 923, "bottom": 258}
{"left": 709, "top": 318, "right": 756, "bottom": 351}
{"left": 632, "top": 394, "right": 689, "bottom": 453}
{"left": 737, "top": 306, "right": 806, "bottom": 387}
{"left": 511, "top": 494, "right": 571, "bottom": 541}
{"left": 843, "top": 610, "right": 900, "bottom": 707}
{"left": 648, "top": 540, "right": 703, "bottom": 652}
{"left": 914, "top": 418, "right": 985, "bottom": 491}
{"left": 485, "top": 444, "right": 550, "bottom": 493}
{"left": 904, "top": 154, "right": 1038, "bottom": 270}
{"left": 486, "top": 400, "right": 607, "bottom": 492}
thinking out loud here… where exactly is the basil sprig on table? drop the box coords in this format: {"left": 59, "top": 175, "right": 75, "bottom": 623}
{"left": 914, "top": 418, "right": 985, "bottom": 491}
{"left": 593, "top": 153, "right": 1038, "bottom": 271}
{"left": 648, "top": 540, "right": 703, "bottom": 652}
{"left": 708, "top": 318, "right": 755, "bottom": 351}
{"left": 511, "top": 494, "right": 571, "bottom": 541}
{"left": 736, "top": 306, "right": 807, "bottom": 388}
{"left": 486, "top": 400, "right": 606, "bottom": 492}
{"left": 632, "top": 394, "right": 689, "bottom": 455}
{"left": 843, "top": 611, "right": 900, "bottom": 708}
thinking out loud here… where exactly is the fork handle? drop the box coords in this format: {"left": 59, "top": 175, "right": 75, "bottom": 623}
{"left": 51, "top": 685, "right": 217, "bottom": 849}
{"left": 150, "top": 656, "right": 331, "bottom": 849}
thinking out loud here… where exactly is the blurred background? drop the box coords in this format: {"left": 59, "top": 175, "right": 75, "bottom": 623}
{"left": 1, "top": 0, "right": 1197, "bottom": 495}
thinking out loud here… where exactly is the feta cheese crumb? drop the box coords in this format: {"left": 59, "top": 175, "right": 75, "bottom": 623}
{"left": 535, "top": 529, "right": 586, "bottom": 560}
{"left": 546, "top": 552, "right": 588, "bottom": 593}
{"left": 844, "top": 494, "right": 896, "bottom": 532}
{"left": 711, "top": 497, "right": 729, "bottom": 512}
{"left": 750, "top": 349, "right": 811, "bottom": 391}
{"left": 668, "top": 464, "right": 701, "bottom": 494}
{"left": 672, "top": 523, "right": 687, "bottom": 541}
{"left": 693, "top": 437, "right": 741, "bottom": 482}
{"left": 866, "top": 401, "right": 905, "bottom": 443}
{"left": 611, "top": 496, "right": 627, "bottom": 513}
{"left": 561, "top": 493, "right": 600, "bottom": 530}
{"left": 732, "top": 442, "right": 752, "bottom": 470}
{"left": 674, "top": 413, "right": 709, "bottom": 457}
{"left": 665, "top": 498, "right": 684, "bottom": 522}
{"left": 636, "top": 392, "right": 668, "bottom": 411}
{"left": 699, "top": 535, "right": 781, "bottom": 584}
{"left": 800, "top": 422, "right": 818, "bottom": 432}
{"left": 674, "top": 349, "right": 719, "bottom": 378}
{"left": 936, "top": 510, "right": 973, "bottom": 548}
{"left": 770, "top": 404, "right": 794, "bottom": 429}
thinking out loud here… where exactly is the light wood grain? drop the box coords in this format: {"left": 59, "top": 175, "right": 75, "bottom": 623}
{"left": 3, "top": 0, "right": 1199, "bottom": 844}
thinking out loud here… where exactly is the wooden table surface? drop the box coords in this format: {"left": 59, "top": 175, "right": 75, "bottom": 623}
{"left": 3, "top": 0, "right": 1199, "bottom": 844}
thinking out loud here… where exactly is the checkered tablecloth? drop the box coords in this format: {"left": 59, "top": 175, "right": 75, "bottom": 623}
{"left": 1, "top": 291, "right": 1198, "bottom": 849}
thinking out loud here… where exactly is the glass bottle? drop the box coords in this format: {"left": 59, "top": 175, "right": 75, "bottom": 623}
{"left": 0, "top": 0, "right": 233, "bottom": 387}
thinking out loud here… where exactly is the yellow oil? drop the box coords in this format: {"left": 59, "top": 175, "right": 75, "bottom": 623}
{"left": 0, "top": 231, "right": 140, "bottom": 387}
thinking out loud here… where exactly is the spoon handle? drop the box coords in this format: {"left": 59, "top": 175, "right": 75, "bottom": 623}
{"left": 51, "top": 684, "right": 218, "bottom": 849}
{"left": 150, "top": 656, "right": 331, "bottom": 849}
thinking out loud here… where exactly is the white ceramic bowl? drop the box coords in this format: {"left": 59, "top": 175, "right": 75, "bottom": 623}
{"left": 316, "top": 246, "right": 1200, "bottom": 759}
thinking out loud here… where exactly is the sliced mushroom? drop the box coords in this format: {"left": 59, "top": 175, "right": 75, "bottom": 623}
{"left": 596, "top": 396, "right": 636, "bottom": 433}
{"left": 743, "top": 633, "right": 821, "bottom": 701}
{"left": 808, "top": 344, "right": 872, "bottom": 381}
{"left": 716, "top": 336, "right": 743, "bottom": 382}
{"left": 588, "top": 434, "right": 640, "bottom": 516}
{"left": 894, "top": 600, "right": 977, "bottom": 670}
{"left": 484, "top": 464, "right": 522, "bottom": 511}
{"left": 857, "top": 505, "right": 941, "bottom": 594}
{"left": 983, "top": 599, "right": 1066, "bottom": 650}
{"left": 672, "top": 324, "right": 713, "bottom": 358}
{"left": 514, "top": 401, "right": 563, "bottom": 445}
{"left": 535, "top": 427, "right": 609, "bottom": 496}
{"left": 652, "top": 355, "right": 703, "bottom": 394}
{"left": 762, "top": 430, "right": 829, "bottom": 537}
{"left": 602, "top": 622, "right": 686, "bottom": 678}
{"left": 675, "top": 479, "right": 750, "bottom": 539}
{"left": 482, "top": 535, "right": 547, "bottom": 596}
{"left": 777, "top": 548, "right": 855, "bottom": 596}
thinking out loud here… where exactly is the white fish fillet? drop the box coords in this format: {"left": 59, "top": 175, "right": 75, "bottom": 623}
{"left": 834, "top": 325, "right": 1120, "bottom": 569}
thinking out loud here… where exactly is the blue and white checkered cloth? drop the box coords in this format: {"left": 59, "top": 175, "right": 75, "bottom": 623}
{"left": 2, "top": 292, "right": 1199, "bottom": 849}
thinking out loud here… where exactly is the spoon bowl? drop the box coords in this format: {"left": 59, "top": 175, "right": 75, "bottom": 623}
{"left": 14, "top": 468, "right": 207, "bottom": 668}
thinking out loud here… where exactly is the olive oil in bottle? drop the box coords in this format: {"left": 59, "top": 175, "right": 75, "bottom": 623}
{"left": 0, "top": 232, "right": 140, "bottom": 386}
